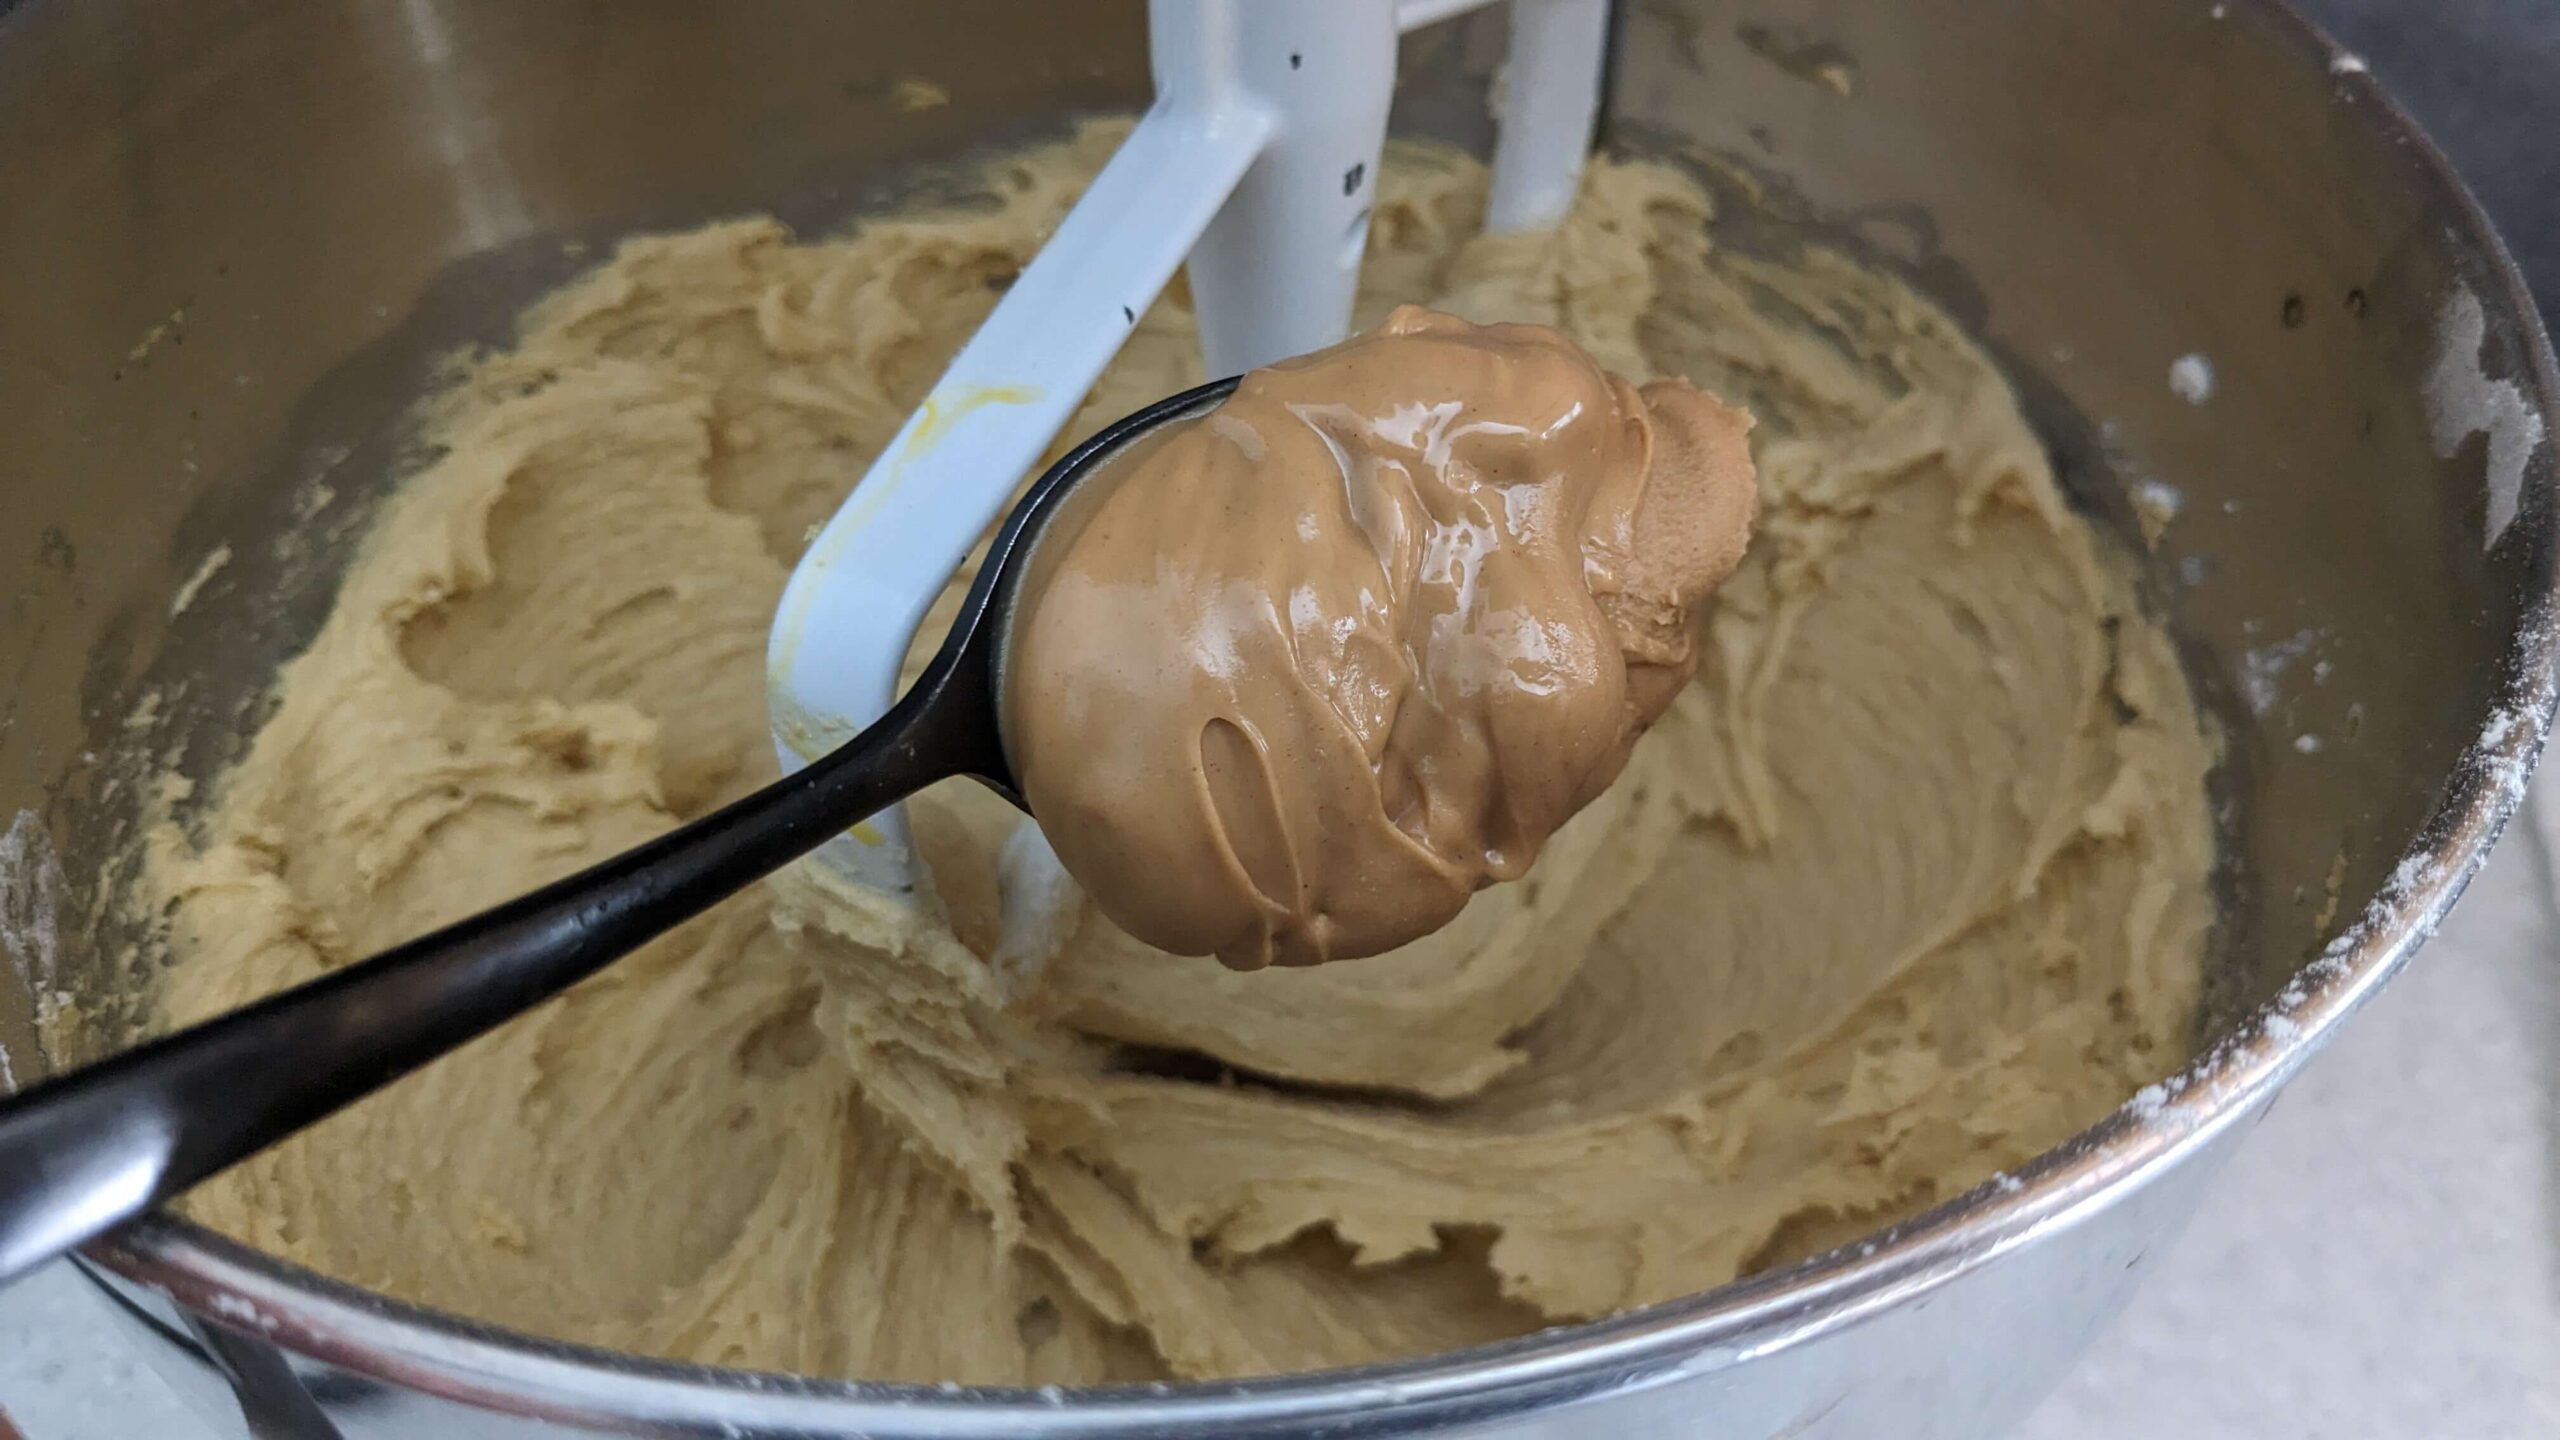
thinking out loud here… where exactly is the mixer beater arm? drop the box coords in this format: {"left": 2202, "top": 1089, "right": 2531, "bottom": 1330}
{"left": 766, "top": 0, "right": 1610, "bottom": 935}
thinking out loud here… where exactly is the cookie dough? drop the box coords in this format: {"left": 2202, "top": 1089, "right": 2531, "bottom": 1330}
{"left": 149, "top": 124, "right": 2215, "bottom": 1384}
{"left": 1008, "top": 305, "right": 1758, "bottom": 968}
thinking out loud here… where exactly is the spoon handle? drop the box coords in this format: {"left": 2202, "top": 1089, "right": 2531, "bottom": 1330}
{"left": 0, "top": 680, "right": 987, "bottom": 1287}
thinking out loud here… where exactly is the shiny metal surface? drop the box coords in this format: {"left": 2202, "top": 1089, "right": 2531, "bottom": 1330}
{"left": 0, "top": 0, "right": 2553, "bottom": 1436}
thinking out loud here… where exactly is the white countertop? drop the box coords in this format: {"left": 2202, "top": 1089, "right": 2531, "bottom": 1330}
{"left": 2023, "top": 785, "right": 2560, "bottom": 1440}
{"left": 6, "top": 794, "right": 2558, "bottom": 1439}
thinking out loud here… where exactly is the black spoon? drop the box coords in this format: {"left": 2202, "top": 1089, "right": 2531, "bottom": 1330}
{"left": 0, "top": 375, "right": 1240, "bottom": 1287}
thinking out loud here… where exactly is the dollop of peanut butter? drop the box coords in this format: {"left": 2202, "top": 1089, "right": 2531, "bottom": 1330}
{"left": 1005, "top": 306, "right": 1758, "bottom": 968}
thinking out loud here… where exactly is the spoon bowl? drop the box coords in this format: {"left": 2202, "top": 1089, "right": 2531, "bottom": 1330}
{"left": 0, "top": 375, "right": 1241, "bottom": 1289}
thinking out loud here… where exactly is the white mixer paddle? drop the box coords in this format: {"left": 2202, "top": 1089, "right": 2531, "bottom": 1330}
{"left": 765, "top": 0, "right": 1609, "bottom": 972}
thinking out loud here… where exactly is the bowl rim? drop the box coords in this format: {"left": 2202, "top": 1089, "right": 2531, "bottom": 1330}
{"left": 73, "top": 0, "right": 2560, "bottom": 1432}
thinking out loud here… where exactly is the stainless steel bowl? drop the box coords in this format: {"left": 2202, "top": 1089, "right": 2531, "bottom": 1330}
{"left": 2, "top": 1, "right": 2553, "bottom": 1436}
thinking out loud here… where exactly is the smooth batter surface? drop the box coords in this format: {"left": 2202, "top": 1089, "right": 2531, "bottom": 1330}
{"left": 1010, "top": 306, "right": 1758, "bottom": 968}
{"left": 149, "top": 125, "right": 2216, "bottom": 1384}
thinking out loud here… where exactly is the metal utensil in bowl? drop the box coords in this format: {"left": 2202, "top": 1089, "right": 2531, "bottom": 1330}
{"left": 0, "top": 0, "right": 2552, "bottom": 1436}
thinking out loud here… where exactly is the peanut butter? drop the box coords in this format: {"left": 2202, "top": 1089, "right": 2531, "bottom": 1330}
{"left": 1004, "top": 307, "right": 1756, "bottom": 968}
{"left": 148, "top": 128, "right": 2213, "bottom": 1387}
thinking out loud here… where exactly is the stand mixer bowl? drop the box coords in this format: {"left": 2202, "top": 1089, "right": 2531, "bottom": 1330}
{"left": 0, "top": 1, "right": 2552, "bottom": 1436}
